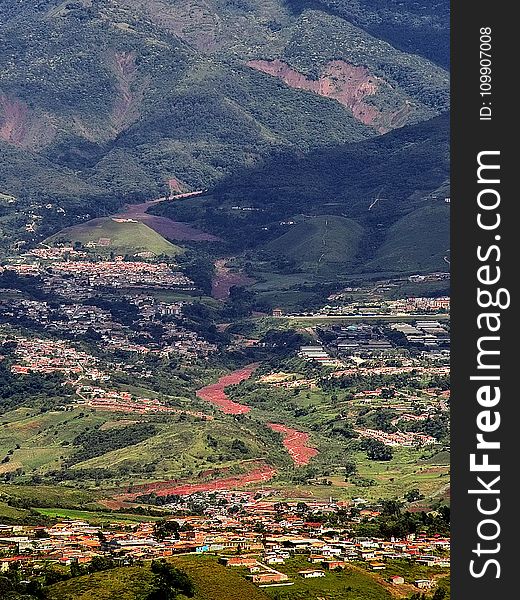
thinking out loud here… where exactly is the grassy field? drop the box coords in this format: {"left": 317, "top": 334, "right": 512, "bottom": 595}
{"left": 255, "top": 556, "right": 393, "bottom": 600}
{"left": 336, "top": 447, "right": 450, "bottom": 501}
{"left": 0, "top": 500, "right": 33, "bottom": 522}
{"left": 265, "top": 216, "right": 363, "bottom": 276}
{"left": 0, "top": 407, "right": 113, "bottom": 474}
{"left": 0, "top": 483, "right": 97, "bottom": 508}
{"left": 46, "top": 557, "right": 271, "bottom": 600}
{"left": 46, "top": 556, "right": 422, "bottom": 600}
{"left": 172, "top": 556, "right": 270, "bottom": 600}
{"left": 265, "top": 446, "right": 449, "bottom": 504}
{"left": 46, "top": 566, "right": 156, "bottom": 600}
{"left": 379, "top": 559, "right": 450, "bottom": 587}
{"left": 34, "top": 507, "right": 162, "bottom": 524}
{"left": 45, "top": 217, "right": 183, "bottom": 257}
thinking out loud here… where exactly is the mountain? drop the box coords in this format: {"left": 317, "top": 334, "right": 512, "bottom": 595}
{"left": 153, "top": 112, "right": 450, "bottom": 276}
{"left": 0, "top": 0, "right": 448, "bottom": 255}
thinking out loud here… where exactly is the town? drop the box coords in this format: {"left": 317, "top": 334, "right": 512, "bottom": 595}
{"left": 0, "top": 238, "right": 450, "bottom": 599}
{"left": 0, "top": 492, "right": 450, "bottom": 594}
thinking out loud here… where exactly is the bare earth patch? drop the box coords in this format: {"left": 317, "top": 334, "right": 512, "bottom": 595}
{"left": 267, "top": 423, "right": 318, "bottom": 466}
{"left": 113, "top": 462, "right": 276, "bottom": 501}
{"left": 247, "top": 59, "right": 414, "bottom": 133}
{"left": 196, "top": 365, "right": 257, "bottom": 414}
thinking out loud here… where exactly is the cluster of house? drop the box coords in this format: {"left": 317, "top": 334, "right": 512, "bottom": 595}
{"left": 0, "top": 512, "right": 449, "bottom": 590}
{"left": 1, "top": 283, "right": 217, "bottom": 383}
{"left": 283, "top": 291, "right": 450, "bottom": 319}
{"left": 299, "top": 346, "right": 342, "bottom": 367}
{"left": 27, "top": 247, "right": 88, "bottom": 260}
{"left": 0, "top": 296, "right": 51, "bottom": 324}
{"left": 130, "top": 295, "right": 185, "bottom": 320}
{"left": 74, "top": 386, "right": 212, "bottom": 420}
{"left": 0, "top": 263, "right": 40, "bottom": 277}
{"left": 400, "top": 297, "right": 450, "bottom": 312}
{"left": 355, "top": 427, "right": 438, "bottom": 448}
{"left": 45, "top": 260, "right": 193, "bottom": 290}
{"left": 331, "top": 365, "right": 450, "bottom": 379}
{"left": 8, "top": 336, "right": 108, "bottom": 382}
{"left": 258, "top": 372, "right": 317, "bottom": 390}
{"left": 295, "top": 321, "right": 450, "bottom": 376}
{"left": 408, "top": 273, "right": 450, "bottom": 283}
{"left": 0, "top": 297, "right": 215, "bottom": 360}
{"left": 330, "top": 324, "right": 394, "bottom": 356}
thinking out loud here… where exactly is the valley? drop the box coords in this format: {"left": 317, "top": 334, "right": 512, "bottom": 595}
{"left": 0, "top": 2, "right": 450, "bottom": 599}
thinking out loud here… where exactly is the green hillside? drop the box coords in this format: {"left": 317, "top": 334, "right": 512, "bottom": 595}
{"left": 154, "top": 112, "right": 449, "bottom": 276}
{"left": 0, "top": 404, "right": 290, "bottom": 489}
{"left": 366, "top": 202, "right": 450, "bottom": 274}
{"left": 264, "top": 215, "right": 363, "bottom": 275}
{"left": 44, "top": 555, "right": 401, "bottom": 600}
{"left": 45, "top": 566, "right": 156, "bottom": 600}
{"left": 45, "top": 558, "right": 271, "bottom": 600}
{"left": 45, "top": 218, "right": 183, "bottom": 257}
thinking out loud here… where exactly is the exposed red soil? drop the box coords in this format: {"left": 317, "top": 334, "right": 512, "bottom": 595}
{"left": 196, "top": 365, "right": 257, "bottom": 414}
{"left": 116, "top": 197, "right": 220, "bottom": 242}
{"left": 113, "top": 463, "right": 276, "bottom": 501}
{"left": 267, "top": 423, "right": 318, "bottom": 466}
{"left": 0, "top": 96, "right": 29, "bottom": 145}
{"left": 247, "top": 59, "right": 412, "bottom": 133}
{"left": 0, "top": 94, "right": 55, "bottom": 148}
{"left": 212, "top": 259, "right": 256, "bottom": 300}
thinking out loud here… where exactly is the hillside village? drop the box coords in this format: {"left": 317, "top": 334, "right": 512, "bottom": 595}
{"left": 0, "top": 492, "right": 449, "bottom": 592}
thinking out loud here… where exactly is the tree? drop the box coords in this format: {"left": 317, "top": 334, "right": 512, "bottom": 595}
{"left": 147, "top": 560, "right": 195, "bottom": 599}
{"left": 405, "top": 488, "right": 424, "bottom": 503}
{"left": 361, "top": 438, "right": 393, "bottom": 461}
{"left": 89, "top": 556, "right": 115, "bottom": 572}
{"left": 380, "top": 499, "right": 403, "bottom": 518}
{"left": 154, "top": 519, "right": 181, "bottom": 540}
{"left": 344, "top": 460, "right": 357, "bottom": 479}
{"left": 69, "top": 561, "right": 85, "bottom": 578}
{"left": 230, "top": 439, "right": 249, "bottom": 455}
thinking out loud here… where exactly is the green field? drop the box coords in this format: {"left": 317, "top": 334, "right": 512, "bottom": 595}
{"left": 241, "top": 556, "right": 393, "bottom": 600}
{"left": 45, "top": 218, "right": 183, "bottom": 257}
{"left": 46, "top": 566, "right": 156, "bottom": 600}
{"left": 34, "top": 508, "right": 162, "bottom": 524}
{"left": 46, "top": 557, "right": 270, "bottom": 600}
{"left": 0, "top": 483, "right": 97, "bottom": 509}
{"left": 264, "top": 446, "right": 450, "bottom": 504}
